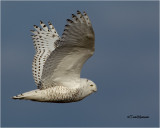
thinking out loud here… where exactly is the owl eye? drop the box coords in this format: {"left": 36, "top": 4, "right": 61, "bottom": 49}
{"left": 90, "top": 85, "right": 93, "bottom": 87}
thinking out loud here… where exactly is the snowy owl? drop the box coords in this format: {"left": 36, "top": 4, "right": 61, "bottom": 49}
{"left": 12, "top": 10, "right": 97, "bottom": 103}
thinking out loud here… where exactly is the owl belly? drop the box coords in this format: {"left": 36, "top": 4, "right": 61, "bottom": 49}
{"left": 33, "top": 86, "right": 82, "bottom": 103}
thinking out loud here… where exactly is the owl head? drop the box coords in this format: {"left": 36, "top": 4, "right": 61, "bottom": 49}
{"left": 80, "top": 78, "right": 97, "bottom": 98}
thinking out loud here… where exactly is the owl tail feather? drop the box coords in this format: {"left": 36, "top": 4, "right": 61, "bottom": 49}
{"left": 12, "top": 89, "right": 39, "bottom": 100}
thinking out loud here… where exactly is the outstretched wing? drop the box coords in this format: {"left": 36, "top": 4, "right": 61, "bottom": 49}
{"left": 40, "top": 11, "right": 95, "bottom": 89}
{"left": 31, "top": 21, "right": 60, "bottom": 87}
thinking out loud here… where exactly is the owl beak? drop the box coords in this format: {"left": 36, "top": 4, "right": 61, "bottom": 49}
{"left": 93, "top": 90, "right": 97, "bottom": 92}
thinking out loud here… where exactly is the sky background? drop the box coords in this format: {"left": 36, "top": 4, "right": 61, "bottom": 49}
{"left": 1, "top": 1, "right": 159, "bottom": 127}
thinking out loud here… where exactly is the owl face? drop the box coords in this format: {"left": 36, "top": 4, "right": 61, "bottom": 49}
{"left": 86, "top": 79, "right": 97, "bottom": 93}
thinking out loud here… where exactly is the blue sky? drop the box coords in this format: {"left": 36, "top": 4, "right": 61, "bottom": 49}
{"left": 1, "top": 1, "right": 159, "bottom": 127}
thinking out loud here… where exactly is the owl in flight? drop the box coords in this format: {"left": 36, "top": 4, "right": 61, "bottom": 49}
{"left": 12, "top": 11, "right": 97, "bottom": 103}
